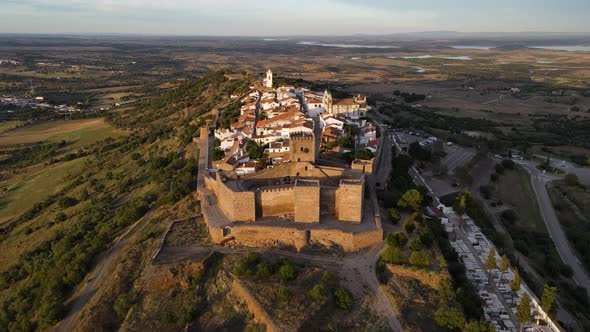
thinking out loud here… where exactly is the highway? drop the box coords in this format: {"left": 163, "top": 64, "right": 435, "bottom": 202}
{"left": 518, "top": 160, "right": 590, "bottom": 292}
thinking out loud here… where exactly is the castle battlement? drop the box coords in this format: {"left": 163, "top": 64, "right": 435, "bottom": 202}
{"left": 289, "top": 132, "right": 314, "bottom": 140}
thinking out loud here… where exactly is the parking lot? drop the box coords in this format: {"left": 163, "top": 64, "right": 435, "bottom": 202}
{"left": 393, "top": 129, "right": 475, "bottom": 175}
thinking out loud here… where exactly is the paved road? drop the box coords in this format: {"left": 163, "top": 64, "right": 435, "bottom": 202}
{"left": 519, "top": 161, "right": 590, "bottom": 292}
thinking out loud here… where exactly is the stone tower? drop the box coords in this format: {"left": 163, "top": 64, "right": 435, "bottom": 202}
{"left": 322, "top": 89, "right": 333, "bottom": 114}
{"left": 289, "top": 132, "right": 316, "bottom": 163}
{"left": 265, "top": 69, "right": 273, "bottom": 88}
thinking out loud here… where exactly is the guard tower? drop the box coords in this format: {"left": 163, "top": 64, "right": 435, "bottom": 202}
{"left": 289, "top": 132, "right": 316, "bottom": 163}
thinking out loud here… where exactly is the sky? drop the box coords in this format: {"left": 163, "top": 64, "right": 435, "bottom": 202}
{"left": 1, "top": 0, "right": 589, "bottom": 36}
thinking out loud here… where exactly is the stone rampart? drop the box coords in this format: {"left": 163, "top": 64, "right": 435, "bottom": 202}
{"left": 215, "top": 173, "right": 256, "bottom": 221}
{"left": 256, "top": 187, "right": 295, "bottom": 217}
{"left": 230, "top": 279, "right": 280, "bottom": 332}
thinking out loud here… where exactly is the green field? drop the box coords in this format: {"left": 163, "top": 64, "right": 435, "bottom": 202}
{"left": 0, "top": 121, "right": 24, "bottom": 135}
{"left": 496, "top": 166, "right": 545, "bottom": 232}
{"left": 0, "top": 118, "right": 125, "bottom": 224}
{"left": 0, "top": 158, "right": 87, "bottom": 224}
{"left": 0, "top": 118, "right": 124, "bottom": 149}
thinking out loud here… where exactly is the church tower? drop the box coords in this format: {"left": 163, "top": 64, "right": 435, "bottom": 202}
{"left": 265, "top": 69, "right": 273, "bottom": 88}
{"left": 322, "top": 89, "right": 333, "bottom": 114}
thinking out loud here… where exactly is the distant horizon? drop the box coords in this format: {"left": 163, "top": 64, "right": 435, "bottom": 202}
{"left": 2, "top": 1, "right": 589, "bottom": 36}
{"left": 1, "top": 31, "right": 590, "bottom": 39}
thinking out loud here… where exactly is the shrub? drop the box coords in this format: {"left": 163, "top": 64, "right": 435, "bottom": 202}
{"left": 388, "top": 208, "right": 401, "bottom": 223}
{"left": 321, "top": 271, "right": 333, "bottom": 283}
{"left": 54, "top": 212, "right": 67, "bottom": 222}
{"left": 382, "top": 246, "right": 406, "bottom": 264}
{"left": 387, "top": 232, "right": 408, "bottom": 247}
{"left": 113, "top": 293, "right": 132, "bottom": 319}
{"left": 277, "top": 286, "right": 290, "bottom": 303}
{"left": 58, "top": 196, "right": 78, "bottom": 208}
{"left": 418, "top": 228, "right": 434, "bottom": 247}
{"left": 255, "top": 263, "right": 273, "bottom": 278}
{"left": 309, "top": 284, "right": 327, "bottom": 303}
{"left": 434, "top": 306, "right": 466, "bottom": 330}
{"left": 334, "top": 287, "right": 353, "bottom": 310}
{"left": 410, "top": 239, "right": 424, "bottom": 251}
{"left": 409, "top": 250, "right": 431, "bottom": 267}
{"left": 278, "top": 261, "right": 297, "bottom": 281}
{"left": 403, "top": 220, "right": 416, "bottom": 234}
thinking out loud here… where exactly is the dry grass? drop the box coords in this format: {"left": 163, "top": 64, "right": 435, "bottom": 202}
{"left": 0, "top": 118, "right": 124, "bottom": 146}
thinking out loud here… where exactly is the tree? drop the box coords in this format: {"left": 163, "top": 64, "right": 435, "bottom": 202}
{"left": 334, "top": 287, "right": 353, "bottom": 310}
{"left": 499, "top": 255, "right": 510, "bottom": 281}
{"left": 540, "top": 284, "right": 558, "bottom": 315}
{"left": 564, "top": 173, "right": 579, "bottom": 186}
{"left": 409, "top": 250, "right": 431, "bottom": 267}
{"left": 434, "top": 306, "right": 465, "bottom": 330}
{"left": 388, "top": 208, "right": 401, "bottom": 223}
{"left": 510, "top": 269, "right": 522, "bottom": 292}
{"left": 397, "top": 189, "right": 423, "bottom": 211}
{"left": 438, "top": 278, "right": 455, "bottom": 302}
{"left": 484, "top": 248, "right": 497, "bottom": 281}
{"left": 382, "top": 246, "right": 406, "bottom": 264}
{"left": 516, "top": 293, "right": 531, "bottom": 332}
{"left": 453, "top": 191, "right": 468, "bottom": 228}
{"left": 403, "top": 220, "right": 416, "bottom": 234}
{"left": 464, "top": 320, "right": 495, "bottom": 332}
{"left": 309, "top": 284, "right": 326, "bottom": 303}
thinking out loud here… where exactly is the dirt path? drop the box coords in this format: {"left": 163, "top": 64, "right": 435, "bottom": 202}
{"left": 158, "top": 242, "right": 404, "bottom": 331}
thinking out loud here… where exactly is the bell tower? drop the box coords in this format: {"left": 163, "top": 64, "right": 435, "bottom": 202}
{"left": 265, "top": 69, "right": 273, "bottom": 88}
{"left": 322, "top": 89, "right": 333, "bottom": 114}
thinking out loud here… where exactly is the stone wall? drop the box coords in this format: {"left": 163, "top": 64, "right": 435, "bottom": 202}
{"left": 294, "top": 181, "right": 320, "bottom": 223}
{"left": 230, "top": 279, "right": 280, "bottom": 332}
{"left": 335, "top": 180, "right": 364, "bottom": 223}
{"left": 320, "top": 187, "right": 337, "bottom": 216}
{"left": 256, "top": 188, "right": 294, "bottom": 217}
{"left": 214, "top": 173, "right": 256, "bottom": 222}
{"left": 231, "top": 225, "right": 309, "bottom": 250}
{"left": 244, "top": 162, "right": 347, "bottom": 180}
{"left": 289, "top": 135, "right": 315, "bottom": 162}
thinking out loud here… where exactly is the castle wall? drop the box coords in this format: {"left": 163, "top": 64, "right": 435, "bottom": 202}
{"left": 320, "top": 187, "right": 337, "bottom": 216}
{"left": 215, "top": 173, "right": 256, "bottom": 222}
{"left": 294, "top": 185, "right": 320, "bottom": 223}
{"left": 244, "top": 162, "right": 346, "bottom": 181}
{"left": 231, "top": 279, "right": 280, "bottom": 332}
{"left": 231, "top": 225, "right": 309, "bottom": 250}
{"left": 256, "top": 188, "right": 294, "bottom": 217}
{"left": 335, "top": 181, "right": 364, "bottom": 223}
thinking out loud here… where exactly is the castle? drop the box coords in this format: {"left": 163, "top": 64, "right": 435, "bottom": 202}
{"left": 198, "top": 128, "right": 382, "bottom": 251}
{"left": 195, "top": 72, "right": 382, "bottom": 251}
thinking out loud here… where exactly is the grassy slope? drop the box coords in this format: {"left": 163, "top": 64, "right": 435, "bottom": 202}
{"left": 0, "top": 118, "right": 123, "bottom": 147}
{"left": 0, "top": 71, "right": 251, "bottom": 331}
{"left": 495, "top": 166, "right": 545, "bottom": 232}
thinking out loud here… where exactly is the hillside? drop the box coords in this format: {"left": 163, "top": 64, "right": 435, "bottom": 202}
{"left": 0, "top": 70, "right": 252, "bottom": 330}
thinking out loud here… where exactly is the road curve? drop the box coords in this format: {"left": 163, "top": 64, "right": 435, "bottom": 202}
{"left": 519, "top": 162, "right": 590, "bottom": 293}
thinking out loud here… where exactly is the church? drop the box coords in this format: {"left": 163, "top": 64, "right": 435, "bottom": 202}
{"left": 322, "top": 90, "right": 368, "bottom": 118}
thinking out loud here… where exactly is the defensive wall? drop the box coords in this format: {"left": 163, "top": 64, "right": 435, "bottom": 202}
{"left": 197, "top": 122, "right": 383, "bottom": 252}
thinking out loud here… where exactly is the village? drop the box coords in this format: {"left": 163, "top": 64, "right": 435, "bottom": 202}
{"left": 212, "top": 69, "right": 377, "bottom": 176}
